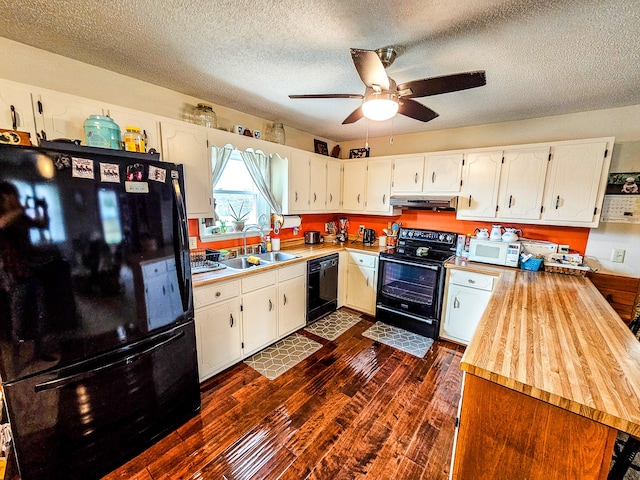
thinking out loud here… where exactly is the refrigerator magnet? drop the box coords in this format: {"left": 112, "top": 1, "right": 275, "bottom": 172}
{"left": 126, "top": 163, "right": 145, "bottom": 182}
{"left": 72, "top": 157, "right": 95, "bottom": 179}
{"left": 100, "top": 163, "right": 120, "bottom": 183}
{"left": 148, "top": 165, "right": 166, "bottom": 183}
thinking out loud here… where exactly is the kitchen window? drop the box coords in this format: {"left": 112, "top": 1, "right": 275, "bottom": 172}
{"left": 198, "top": 147, "right": 270, "bottom": 242}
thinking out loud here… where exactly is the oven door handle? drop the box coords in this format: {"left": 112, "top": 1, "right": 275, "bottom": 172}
{"left": 380, "top": 256, "right": 439, "bottom": 271}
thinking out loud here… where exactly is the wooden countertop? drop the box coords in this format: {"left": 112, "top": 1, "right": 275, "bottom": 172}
{"left": 458, "top": 261, "right": 640, "bottom": 437}
{"left": 192, "top": 240, "right": 386, "bottom": 287}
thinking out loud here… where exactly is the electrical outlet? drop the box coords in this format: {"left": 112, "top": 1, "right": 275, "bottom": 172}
{"left": 189, "top": 236, "right": 198, "bottom": 249}
{"left": 611, "top": 248, "right": 626, "bottom": 263}
{"left": 558, "top": 244, "right": 570, "bottom": 253}
{"left": 358, "top": 225, "right": 365, "bottom": 235}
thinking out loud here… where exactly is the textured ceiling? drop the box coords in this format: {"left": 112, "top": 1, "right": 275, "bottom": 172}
{"left": 1, "top": 0, "right": 639, "bottom": 142}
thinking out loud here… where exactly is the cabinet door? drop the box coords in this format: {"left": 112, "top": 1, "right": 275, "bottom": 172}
{"left": 160, "top": 120, "right": 213, "bottom": 217}
{"left": 457, "top": 151, "right": 503, "bottom": 219}
{"left": 33, "top": 90, "right": 106, "bottom": 144}
{"left": 104, "top": 104, "right": 162, "bottom": 157}
{"left": 424, "top": 153, "right": 463, "bottom": 193}
{"left": 366, "top": 158, "right": 392, "bottom": 213}
{"left": 289, "top": 149, "right": 311, "bottom": 213}
{"left": 326, "top": 159, "right": 342, "bottom": 211}
{"left": 242, "top": 286, "right": 278, "bottom": 356}
{"left": 497, "top": 146, "right": 549, "bottom": 220}
{"left": 0, "top": 79, "right": 37, "bottom": 141}
{"left": 442, "top": 284, "right": 493, "bottom": 345}
{"left": 278, "top": 275, "right": 306, "bottom": 337}
{"left": 342, "top": 160, "right": 367, "bottom": 211}
{"left": 195, "top": 298, "right": 242, "bottom": 382}
{"left": 309, "top": 155, "right": 327, "bottom": 211}
{"left": 541, "top": 141, "right": 608, "bottom": 224}
{"left": 345, "top": 253, "right": 377, "bottom": 315}
{"left": 392, "top": 156, "right": 424, "bottom": 193}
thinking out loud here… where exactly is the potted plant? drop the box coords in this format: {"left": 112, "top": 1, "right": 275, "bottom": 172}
{"left": 228, "top": 200, "right": 249, "bottom": 232}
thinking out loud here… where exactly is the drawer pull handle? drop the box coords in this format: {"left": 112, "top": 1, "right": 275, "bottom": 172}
{"left": 295, "top": 191, "right": 298, "bottom": 202}
{"left": 468, "top": 279, "right": 476, "bottom": 284}
{"left": 329, "top": 193, "right": 333, "bottom": 202}
{"left": 382, "top": 194, "right": 386, "bottom": 204}
{"left": 366, "top": 278, "right": 369, "bottom": 287}
{"left": 357, "top": 193, "right": 361, "bottom": 204}
{"left": 230, "top": 314, "right": 234, "bottom": 327}
{"left": 314, "top": 193, "right": 317, "bottom": 202}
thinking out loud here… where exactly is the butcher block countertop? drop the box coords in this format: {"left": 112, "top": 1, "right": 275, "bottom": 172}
{"left": 453, "top": 258, "right": 640, "bottom": 437}
{"left": 192, "top": 240, "right": 385, "bottom": 287}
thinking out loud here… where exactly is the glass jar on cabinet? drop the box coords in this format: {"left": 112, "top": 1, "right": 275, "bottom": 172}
{"left": 272, "top": 123, "right": 286, "bottom": 144}
{"left": 193, "top": 103, "right": 217, "bottom": 128}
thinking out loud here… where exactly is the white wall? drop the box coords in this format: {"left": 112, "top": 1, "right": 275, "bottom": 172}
{"left": 0, "top": 37, "right": 334, "bottom": 153}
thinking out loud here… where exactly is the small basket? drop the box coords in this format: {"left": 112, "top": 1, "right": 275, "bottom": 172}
{"left": 543, "top": 262, "right": 590, "bottom": 277}
{"left": 520, "top": 257, "right": 543, "bottom": 271}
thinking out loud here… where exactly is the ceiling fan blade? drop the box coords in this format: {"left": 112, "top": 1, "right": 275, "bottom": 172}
{"left": 350, "top": 48, "right": 390, "bottom": 91}
{"left": 398, "top": 99, "right": 439, "bottom": 122}
{"left": 289, "top": 93, "right": 364, "bottom": 99}
{"left": 397, "top": 71, "right": 486, "bottom": 98}
{"left": 342, "top": 106, "right": 364, "bottom": 124}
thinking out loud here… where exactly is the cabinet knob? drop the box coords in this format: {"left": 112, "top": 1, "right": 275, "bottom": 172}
{"left": 215, "top": 291, "right": 221, "bottom": 297}
{"left": 468, "top": 279, "right": 476, "bottom": 284}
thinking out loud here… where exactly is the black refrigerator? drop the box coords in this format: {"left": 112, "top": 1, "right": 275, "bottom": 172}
{"left": 0, "top": 142, "right": 200, "bottom": 479}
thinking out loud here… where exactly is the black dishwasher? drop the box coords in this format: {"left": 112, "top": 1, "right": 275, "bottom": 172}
{"left": 306, "top": 253, "right": 339, "bottom": 324}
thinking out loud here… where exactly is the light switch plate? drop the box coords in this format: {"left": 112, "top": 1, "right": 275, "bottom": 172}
{"left": 358, "top": 225, "right": 365, "bottom": 235}
{"left": 189, "top": 237, "right": 198, "bottom": 249}
{"left": 611, "top": 248, "right": 626, "bottom": 263}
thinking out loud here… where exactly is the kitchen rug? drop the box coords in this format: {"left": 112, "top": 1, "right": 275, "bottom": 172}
{"left": 244, "top": 333, "right": 322, "bottom": 380}
{"left": 304, "top": 310, "right": 362, "bottom": 341}
{"left": 362, "top": 322, "right": 434, "bottom": 358}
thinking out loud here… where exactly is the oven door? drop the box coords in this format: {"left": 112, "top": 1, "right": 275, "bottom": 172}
{"left": 376, "top": 255, "right": 443, "bottom": 320}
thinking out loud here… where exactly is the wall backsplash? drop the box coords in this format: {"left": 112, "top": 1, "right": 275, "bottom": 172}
{"left": 189, "top": 211, "right": 589, "bottom": 254}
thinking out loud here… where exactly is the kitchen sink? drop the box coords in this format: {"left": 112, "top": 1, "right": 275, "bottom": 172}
{"left": 256, "top": 252, "right": 300, "bottom": 262}
{"left": 221, "top": 257, "right": 272, "bottom": 270}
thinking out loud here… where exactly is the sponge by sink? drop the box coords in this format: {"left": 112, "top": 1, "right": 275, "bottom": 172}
{"left": 247, "top": 256, "right": 261, "bottom": 265}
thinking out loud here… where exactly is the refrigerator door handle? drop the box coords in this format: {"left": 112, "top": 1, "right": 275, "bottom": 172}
{"left": 33, "top": 330, "right": 185, "bottom": 392}
{"left": 172, "top": 177, "right": 192, "bottom": 313}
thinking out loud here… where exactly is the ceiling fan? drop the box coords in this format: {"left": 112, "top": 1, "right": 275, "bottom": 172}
{"left": 289, "top": 47, "right": 486, "bottom": 124}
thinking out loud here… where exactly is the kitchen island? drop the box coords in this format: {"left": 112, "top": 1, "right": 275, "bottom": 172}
{"left": 449, "top": 261, "right": 640, "bottom": 479}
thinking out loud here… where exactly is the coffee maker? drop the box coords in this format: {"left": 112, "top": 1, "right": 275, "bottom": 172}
{"left": 337, "top": 217, "right": 349, "bottom": 242}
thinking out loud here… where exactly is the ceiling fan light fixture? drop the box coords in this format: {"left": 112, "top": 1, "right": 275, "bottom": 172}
{"left": 361, "top": 92, "right": 399, "bottom": 121}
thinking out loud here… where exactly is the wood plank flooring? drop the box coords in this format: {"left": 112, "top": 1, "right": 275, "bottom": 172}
{"left": 103, "top": 310, "right": 465, "bottom": 480}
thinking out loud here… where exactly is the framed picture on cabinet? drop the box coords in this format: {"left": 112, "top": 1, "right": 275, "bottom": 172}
{"left": 314, "top": 139, "right": 329, "bottom": 155}
{"left": 349, "top": 147, "right": 370, "bottom": 159}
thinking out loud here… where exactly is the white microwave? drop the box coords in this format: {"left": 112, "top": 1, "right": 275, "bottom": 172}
{"left": 468, "top": 238, "right": 521, "bottom": 267}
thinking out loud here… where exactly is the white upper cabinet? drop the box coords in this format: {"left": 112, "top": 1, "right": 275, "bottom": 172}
{"left": 309, "top": 154, "right": 328, "bottom": 211}
{"left": 288, "top": 149, "right": 311, "bottom": 213}
{"left": 424, "top": 152, "right": 463, "bottom": 193}
{"left": 326, "top": 158, "right": 342, "bottom": 211}
{"left": 342, "top": 159, "right": 367, "bottom": 212}
{"left": 365, "top": 157, "right": 393, "bottom": 213}
{"left": 160, "top": 120, "right": 213, "bottom": 218}
{"left": 392, "top": 156, "right": 424, "bottom": 193}
{"left": 33, "top": 90, "right": 105, "bottom": 143}
{"left": 541, "top": 139, "right": 611, "bottom": 226}
{"left": 497, "top": 146, "right": 549, "bottom": 220}
{"left": 456, "top": 150, "right": 503, "bottom": 219}
{"left": 0, "top": 79, "right": 37, "bottom": 141}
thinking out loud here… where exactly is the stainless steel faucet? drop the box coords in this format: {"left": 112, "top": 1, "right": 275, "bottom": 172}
{"left": 242, "top": 224, "right": 264, "bottom": 255}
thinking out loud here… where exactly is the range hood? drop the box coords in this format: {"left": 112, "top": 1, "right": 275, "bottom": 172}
{"left": 390, "top": 195, "right": 458, "bottom": 211}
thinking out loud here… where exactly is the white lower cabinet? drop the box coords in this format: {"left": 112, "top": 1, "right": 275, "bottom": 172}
{"left": 344, "top": 251, "right": 378, "bottom": 315}
{"left": 194, "top": 280, "right": 242, "bottom": 382}
{"left": 441, "top": 268, "right": 497, "bottom": 345}
{"left": 194, "top": 262, "right": 307, "bottom": 382}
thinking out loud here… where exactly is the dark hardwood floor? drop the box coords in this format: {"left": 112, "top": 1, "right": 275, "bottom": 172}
{"left": 103, "top": 311, "right": 465, "bottom": 480}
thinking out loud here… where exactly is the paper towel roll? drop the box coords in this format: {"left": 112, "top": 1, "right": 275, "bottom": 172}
{"left": 280, "top": 215, "right": 302, "bottom": 229}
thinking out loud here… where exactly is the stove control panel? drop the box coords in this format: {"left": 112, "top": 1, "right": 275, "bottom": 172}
{"left": 398, "top": 228, "right": 456, "bottom": 246}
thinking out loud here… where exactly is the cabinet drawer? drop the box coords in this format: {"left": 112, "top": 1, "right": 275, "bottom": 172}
{"left": 194, "top": 280, "right": 240, "bottom": 309}
{"left": 278, "top": 262, "right": 305, "bottom": 282}
{"left": 242, "top": 270, "right": 277, "bottom": 293}
{"left": 348, "top": 252, "right": 377, "bottom": 268}
{"left": 449, "top": 269, "right": 496, "bottom": 291}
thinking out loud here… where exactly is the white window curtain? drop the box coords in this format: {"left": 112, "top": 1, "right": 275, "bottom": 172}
{"left": 212, "top": 145, "right": 234, "bottom": 187}
{"left": 239, "top": 149, "right": 282, "bottom": 215}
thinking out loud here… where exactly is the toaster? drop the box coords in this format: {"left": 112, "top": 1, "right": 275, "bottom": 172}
{"left": 304, "top": 230, "right": 321, "bottom": 244}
